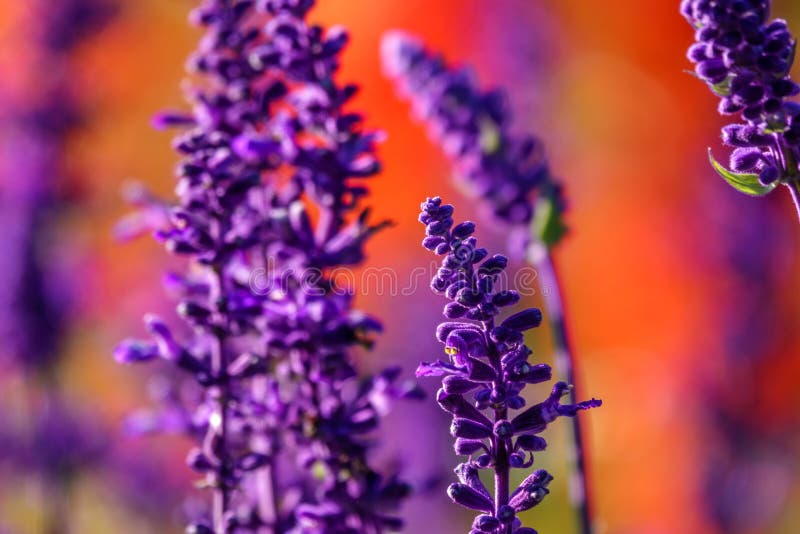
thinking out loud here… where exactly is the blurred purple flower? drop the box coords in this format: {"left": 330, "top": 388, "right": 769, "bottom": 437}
{"left": 696, "top": 188, "right": 797, "bottom": 533}
{"left": 0, "top": 0, "right": 183, "bottom": 529}
{"left": 0, "top": 0, "right": 115, "bottom": 367}
{"left": 382, "top": 31, "right": 566, "bottom": 251}
{"left": 0, "top": 0, "right": 114, "bottom": 441}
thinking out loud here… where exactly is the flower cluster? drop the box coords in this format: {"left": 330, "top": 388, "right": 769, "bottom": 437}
{"left": 116, "top": 1, "right": 415, "bottom": 532}
{"left": 682, "top": 0, "right": 800, "bottom": 188}
{"left": 381, "top": 32, "right": 565, "bottom": 248}
{"left": 416, "top": 197, "right": 600, "bottom": 533}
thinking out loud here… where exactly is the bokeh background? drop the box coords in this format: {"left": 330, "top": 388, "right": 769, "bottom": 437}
{"left": 1, "top": 1, "right": 799, "bottom": 533}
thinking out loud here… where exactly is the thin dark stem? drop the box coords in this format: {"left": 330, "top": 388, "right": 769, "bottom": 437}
{"left": 256, "top": 463, "right": 280, "bottom": 533}
{"left": 210, "top": 268, "right": 230, "bottom": 534}
{"left": 786, "top": 180, "right": 800, "bottom": 224}
{"left": 533, "top": 250, "right": 594, "bottom": 534}
{"left": 44, "top": 474, "right": 71, "bottom": 534}
{"left": 492, "top": 402, "right": 509, "bottom": 511}
{"left": 775, "top": 136, "right": 800, "bottom": 224}
{"left": 483, "top": 314, "right": 511, "bottom": 534}
{"left": 251, "top": 373, "right": 281, "bottom": 533}
{"left": 493, "top": 405, "right": 511, "bottom": 534}
{"left": 30, "top": 369, "right": 72, "bottom": 534}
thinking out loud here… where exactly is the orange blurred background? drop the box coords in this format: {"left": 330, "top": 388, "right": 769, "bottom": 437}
{"left": 1, "top": 1, "right": 799, "bottom": 533}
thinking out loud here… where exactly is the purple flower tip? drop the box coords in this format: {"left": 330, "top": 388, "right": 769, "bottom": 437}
{"left": 113, "top": 339, "right": 158, "bottom": 364}
{"left": 151, "top": 111, "right": 196, "bottom": 130}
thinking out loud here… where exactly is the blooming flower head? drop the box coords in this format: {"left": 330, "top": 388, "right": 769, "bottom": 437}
{"left": 116, "top": 1, "right": 416, "bottom": 531}
{"left": 416, "top": 197, "right": 600, "bottom": 533}
{"left": 682, "top": 0, "right": 800, "bottom": 197}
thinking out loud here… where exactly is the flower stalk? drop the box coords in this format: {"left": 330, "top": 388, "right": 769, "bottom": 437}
{"left": 531, "top": 251, "right": 592, "bottom": 532}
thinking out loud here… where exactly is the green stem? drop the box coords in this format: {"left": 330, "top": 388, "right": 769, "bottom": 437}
{"left": 786, "top": 179, "right": 800, "bottom": 224}
{"left": 28, "top": 369, "right": 73, "bottom": 534}
{"left": 210, "top": 267, "right": 231, "bottom": 534}
{"left": 532, "top": 249, "right": 594, "bottom": 534}
{"left": 773, "top": 136, "right": 800, "bottom": 224}
{"left": 483, "top": 316, "right": 512, "bottom": 534}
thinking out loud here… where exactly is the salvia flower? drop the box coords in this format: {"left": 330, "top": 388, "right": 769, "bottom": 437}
{"left": 381, "top": 31, "right": 566, "bottom": 249}
{"left": 682, "top": 0, "right": 800, "bottom": 214}
{"left": 416, "top": 197, "right": 600, "bottom": 533}
{"left": 116, "top": 1, "right": 416, "bottom": 532}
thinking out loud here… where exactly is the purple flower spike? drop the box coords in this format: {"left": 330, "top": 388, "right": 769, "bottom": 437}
{"left": 118, "top": 1, "right": 416, "bottom": 531}
{"left": 416, "top": 197, "right": 600, "bottom": 533}
{"left": 0, "top": 0, "right": 191, "bottom": 530}
{"left": 682, "top": 0, "right": 800, "bottom": 218}
{"left": 382, "top": 31, "right": 567, "bottom": 249}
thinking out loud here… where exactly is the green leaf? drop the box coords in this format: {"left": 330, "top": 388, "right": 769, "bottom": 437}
{"left": 708, "top": 149, "right": 778, "bottom": 196}
{"left": 311, "top": 460, "right": 328, "bottom": 481}
{"left": 683, "top": 69, "right": 732, "bottom": 96}
{"left": 532, "top": 188, "right": 567, "bottom": 248}
{"left": 763, "top": 121, "right": 788, "bottom": 134}
{"left": 710, "top": 74, "right": 733, "bottom": 97}
{"left": 479, "top": 117, "right": 501, "bottom": 154}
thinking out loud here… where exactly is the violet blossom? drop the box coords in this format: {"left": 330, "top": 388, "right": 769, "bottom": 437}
{"left": 682, "top": 0, "right": 800, "bottom": 218}
{"left": 416, "top": 197, "right": 600, "bottom": 534}
{"left": 116, "top": 1, "right": 416, "bottom": 532}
